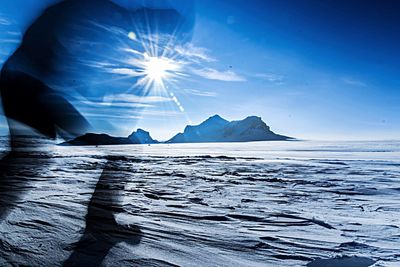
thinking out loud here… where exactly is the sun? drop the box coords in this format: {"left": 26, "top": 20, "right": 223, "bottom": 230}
{"left": 123, "top": 34, "right": 185, "bottom": 96}
{"left": 142, "top": 54, "right": 180, "bottom": 85}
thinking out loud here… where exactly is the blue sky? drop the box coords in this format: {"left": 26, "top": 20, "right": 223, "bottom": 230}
{"left": 0, "top": 0, "right": 399, "bottom": 141}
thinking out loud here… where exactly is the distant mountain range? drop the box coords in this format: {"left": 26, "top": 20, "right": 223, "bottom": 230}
{"left": 167, "top": 115, "right": 290, "bottom": 143}
{"left": 61, "top": 115, "right": 292, "bottom": 146}
{"left": 61, "top": 129, "right": 159, "bottom": 146}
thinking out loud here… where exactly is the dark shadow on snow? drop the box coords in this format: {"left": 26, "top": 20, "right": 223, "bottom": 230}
{"left": 63, "top": 158, "right": 142, "bottom": 267}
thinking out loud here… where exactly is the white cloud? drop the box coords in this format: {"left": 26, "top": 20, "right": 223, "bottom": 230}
{"left": 73, "top": 94, "right": 173, "bottom": 113}
{"left": 254, "top": 73, "right": 284, "bottom": 82}
{"left": 342, "top": 77, "right": 367, "bottom": 87}
{"left": 186, "top": 89, "right": 217, "bottom": 97}
{"left": 80, "top": 100, "right": 152, "bottom": 109}
{"left": 82, "top": 112, "right": 143, "bottom": 120}
{"left": 140, "top": 109, "right": 181, "bottom": 117}
{"left": 84, "top": 109, "right": 180, "bottom": 119}
{"left": 103, "top": 94, "right": 172, "bottom": 103}
{"left": 5, "top": 31, "right": 20, "bottom": 36}
{"left": 175, "top": 43, "right": 216, "bottom": 63}
{"left": 89, "top": 20, "right": 127, "bottom": 36}
{"left": 192, "top": 68, "right": 246, "bottom": 82}
{"left": 0, "top": 17, "right": 11, "bottom": 26}
{"left": 121, "top": 48, "right": 143, "bottom": 56}
{"left": 80, "top": 60, "right": 116, "bottom": 69}
{"left": 0, "top": 39, "right": 20, "bottom": 44}
{"left": 75, "top": 32, "right": 247, "bottom": 86}
{"left": 107, "top": 68, "right": 141, "bottom": 76}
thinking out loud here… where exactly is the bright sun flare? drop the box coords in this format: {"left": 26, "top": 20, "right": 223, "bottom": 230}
{"left": 143, "top": 55, "right": 180, "bottom": 85}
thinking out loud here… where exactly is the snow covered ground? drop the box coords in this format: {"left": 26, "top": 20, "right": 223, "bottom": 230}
{"left": 0, "top": 139, "right": 399, "bottom": 266}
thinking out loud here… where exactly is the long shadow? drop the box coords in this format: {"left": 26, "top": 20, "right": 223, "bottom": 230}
{"left": 0, "top": 151, "right": 38, "bottom": 220}
{"left": 63, "top": 158, "right": 142, "bottom": 267}
{"left": 0, "top": 133, "right": 56, "bottom": 220}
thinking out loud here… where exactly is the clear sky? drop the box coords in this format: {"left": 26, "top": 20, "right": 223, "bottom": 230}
{"left": 0, "top": 0, "right": 399, "bottom": 141}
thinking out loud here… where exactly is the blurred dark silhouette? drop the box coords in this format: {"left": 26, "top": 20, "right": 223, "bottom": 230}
{"left": 0, "top": 70, "right": 89, "bottom": 220}
{"left": 63, "top": 158, "right": 142, "bottom": 267}
{"left": 0, "top": 0, "right": 193, "bottom": 150}
{"left": 0, "top": 71, "right": 90, "bottom": 146}
{"left": 0, "top": 0, "right": 193, "bottom": 265}
{"left": 0, "top": 0, "right": 92, "bottom": 223}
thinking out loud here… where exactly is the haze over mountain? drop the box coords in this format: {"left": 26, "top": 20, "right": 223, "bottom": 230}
{"left": 167, "top": 115, "right": 291, "bottom": 143}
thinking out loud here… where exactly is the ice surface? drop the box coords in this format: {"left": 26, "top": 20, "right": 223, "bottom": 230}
{"left": 0, "top": 139, "right": 399, "bottom": 266}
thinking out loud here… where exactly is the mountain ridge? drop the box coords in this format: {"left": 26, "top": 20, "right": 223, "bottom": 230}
{"left": 61, "top": 129, "right": 159, "bottom": 146}
{"left": 61, "top": 115, "right": 293, "bottom": 146}
{"left": 167, "top": 115, "right": 291, "bottom": 143}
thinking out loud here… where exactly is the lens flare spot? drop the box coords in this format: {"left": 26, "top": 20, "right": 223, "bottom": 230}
{"left": 128, "top": 31, "right": 136, "bottom": 40}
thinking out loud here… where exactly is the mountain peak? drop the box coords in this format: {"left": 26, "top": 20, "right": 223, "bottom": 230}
{"left": 135, "top": 128, "right": 148, "bottom": 134}
{"left": 128, "top": 128, "right": 158, "bottom": 144}
{"left": 244, "top": 115, "right": 262, "bottom": 120}
{"left": 203, "top": 114, "right": 228, "bottom": 124}
{"left": 210, "top": 114, "right": 223, "bottom": 119}
{"left": 237, "top": 116, "right": 264, "bottom": 124}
